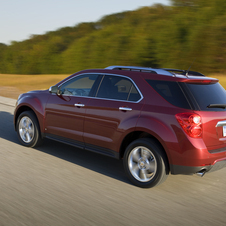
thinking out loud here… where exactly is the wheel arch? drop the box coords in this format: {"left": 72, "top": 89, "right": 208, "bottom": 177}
{"left": 119, "top": 131, "right": 170, "bottom": 170}
{"left": 14, "top": 106, "right": 40, "bottom": 132}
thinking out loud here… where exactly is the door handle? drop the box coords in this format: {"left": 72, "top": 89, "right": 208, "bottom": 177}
{"left": 74, "top": 103, "right": 85, "bottom": 107}
{"left": 119, "top": 107, "right": 132, "bottom": 111}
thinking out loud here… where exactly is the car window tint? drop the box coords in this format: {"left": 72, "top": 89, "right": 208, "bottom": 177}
{"left": 185, "top": 82, "right": 226, "bottom": 111}
{"left": 128, "top": 85, "right": 141, "bottom": 102}
{"left": 146, "top": 80, "right": 191, "bottom": 109}
{"left": 60, "top": 74, "right": 99, "bottom": 96}
{"left": 96, "top": 75, "right": 141, "bottom": 101}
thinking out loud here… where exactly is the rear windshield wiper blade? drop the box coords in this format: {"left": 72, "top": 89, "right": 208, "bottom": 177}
{"left": 207, "top": 104, "right": 226, "bottom": 109}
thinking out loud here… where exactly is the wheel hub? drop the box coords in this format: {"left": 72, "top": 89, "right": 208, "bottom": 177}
{"left": 19, "top": 116, "right": 34, "bottom": 143}
{"left": 138, "top": 158, "right": 149, "bottom": 169}
{"left": 128, "top": 146, "right": 157, "bottom": 183}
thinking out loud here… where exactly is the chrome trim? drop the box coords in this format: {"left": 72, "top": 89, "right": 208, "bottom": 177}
{"left": 89, "top": 96, "right": 141, "bottom": 103}
{"left": 196, "top": 169, "right": 206, "bottom": 177}
{"left": 56, "top": 72, "right": 144, "bottom": 103}
{"left": 105, "top": 65, "right": 173, "bottom": 76}
{"left": 216, "top": 120, "right": 226, "bottom": 127}
{"left": 119, "top": 107, "right": 132, "bottom": 111}
{"left": 74, "top": 103, "right": 85, "bottom": 107}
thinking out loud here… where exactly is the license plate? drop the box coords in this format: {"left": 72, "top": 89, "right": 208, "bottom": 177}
{"left": 223, "top": 126, "right": 226, "bottom": 137}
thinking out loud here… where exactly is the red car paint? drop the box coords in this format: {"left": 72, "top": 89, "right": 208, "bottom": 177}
{"left": 14, "top": 66, "right": 226, "bottom": 185}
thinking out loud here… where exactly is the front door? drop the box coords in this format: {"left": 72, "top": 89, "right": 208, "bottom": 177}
{"left": 45, "top": 95, "right": 90, "bottom": 144}
{"left": 45, "top": 73, "right": 100, "bottom": 145}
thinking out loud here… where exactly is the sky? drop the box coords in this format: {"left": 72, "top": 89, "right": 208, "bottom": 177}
{"left": 0, "top": 0, "right": 169, "bottom": 45}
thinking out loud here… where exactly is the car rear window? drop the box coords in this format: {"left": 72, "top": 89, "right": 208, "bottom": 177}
{"left": 146, "top": 80, "right": 191, "bottom": 109}
{"left": 185, "top": 82, "right": 226, "bottom": 111}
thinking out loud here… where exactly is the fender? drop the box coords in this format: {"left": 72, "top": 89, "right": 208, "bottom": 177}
{"left": 114, "top": 114, "right": 142, "bottom": 153}
{"left": 14, "top": 90, "right": 49, "bottom": 133}
{"left": 135, "top": 113, "right": 180, "bottom": 165}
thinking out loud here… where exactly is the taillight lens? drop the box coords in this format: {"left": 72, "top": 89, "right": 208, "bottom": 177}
{"left": 175, "top": 113, "right": 202, "bottom": 138}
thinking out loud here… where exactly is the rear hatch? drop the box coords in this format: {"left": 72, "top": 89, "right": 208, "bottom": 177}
{"left": 184, "top": 80, "right": 226, "bottom": 150}
{"left": 144, "top": 73, "right": 226, "bottom": 150}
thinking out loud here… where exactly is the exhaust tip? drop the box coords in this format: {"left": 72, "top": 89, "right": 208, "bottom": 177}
{"left": 196, "top": 169, "right": 206, "bottom": 177}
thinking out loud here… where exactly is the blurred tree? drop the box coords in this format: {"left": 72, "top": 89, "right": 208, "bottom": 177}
{"left": 0, "top": 1, "right": 226, "bottom": 74}
{"left": 0, "top": 43, "right": 7, "bottom": 73}
{"left": 170, "top": 0, "right": 200, "bottom": 7}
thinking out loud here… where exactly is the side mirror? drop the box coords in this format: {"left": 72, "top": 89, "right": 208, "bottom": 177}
{"left": 49, "top": 86, "right": 59, "bottom": 94}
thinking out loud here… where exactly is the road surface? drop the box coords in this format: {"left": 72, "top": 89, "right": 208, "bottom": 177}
{"left": 0, "top": 101, "right": 226, "bottom": 226}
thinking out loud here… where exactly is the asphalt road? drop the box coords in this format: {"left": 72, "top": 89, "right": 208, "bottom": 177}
{"left": 1, "top": 101, "right": 226, "bottom": 226}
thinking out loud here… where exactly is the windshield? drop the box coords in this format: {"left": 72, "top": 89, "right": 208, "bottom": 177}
{"left": 185, "top": 82, "right": 226, "bottom": 111}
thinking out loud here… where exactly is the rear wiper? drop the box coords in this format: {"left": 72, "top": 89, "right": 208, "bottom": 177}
{"left": 207, "top": 104, "right": 226, "bottom": 109}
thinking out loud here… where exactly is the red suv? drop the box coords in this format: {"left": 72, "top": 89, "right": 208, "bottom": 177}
{"left": 14, "top": 66, "right": 226, "bottom": 188}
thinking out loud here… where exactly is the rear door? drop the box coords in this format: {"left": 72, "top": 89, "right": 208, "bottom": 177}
{"left": 83, "top": 74, "right": 144, "bottom": 153}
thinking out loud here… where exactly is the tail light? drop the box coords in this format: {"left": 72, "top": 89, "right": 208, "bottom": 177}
{"left": 175, "top": 113, "right": 202, "bottom": 138}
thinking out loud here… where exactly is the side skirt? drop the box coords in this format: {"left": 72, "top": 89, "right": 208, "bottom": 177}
{"left": 44, "top": 133, "right": 119, "bottom": 159}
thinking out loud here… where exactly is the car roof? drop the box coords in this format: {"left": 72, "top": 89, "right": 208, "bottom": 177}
{"left": 104, "top": 66, "right": 218, "bottom": 84}
{"left": 56, "top": 66, "right": 219, "bottom": 86}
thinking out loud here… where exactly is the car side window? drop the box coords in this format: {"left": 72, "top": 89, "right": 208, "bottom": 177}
{"left": 128, "top": 85, "right": 141, "bottom": 102}
{"left": 60, "top": 74, "right": 99, "bottom": 97}
{"left": 96, "top": 75, "right": 141, "bottom": 101}
{"left": 146, "top": 80, "right": 191, "bottom": 109}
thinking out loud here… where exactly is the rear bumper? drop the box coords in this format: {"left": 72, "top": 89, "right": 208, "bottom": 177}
{"left": 210, "top": 158, "right": 226, "bottom": 172}
{"left": 170, "top": 157, "right": 226, "bottom": 175}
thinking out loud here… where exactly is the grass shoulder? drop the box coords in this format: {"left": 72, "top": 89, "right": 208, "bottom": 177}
{"left": 0, "top": 73, "right": 226, "bottom": 99}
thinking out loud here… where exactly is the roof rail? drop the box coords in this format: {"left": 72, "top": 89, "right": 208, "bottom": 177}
{"left": 105, "top": 66, "right": 205, "bottom": 77}
{"left": 105, "top": 66, "right": 173, "bottom": 76}
{"left": 162, "top": 68, "right": 205, "bottom": 77}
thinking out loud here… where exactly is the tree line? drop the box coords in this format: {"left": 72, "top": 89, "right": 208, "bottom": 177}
{"left": 0, "top": 0, "right": 226, "bottom": 75}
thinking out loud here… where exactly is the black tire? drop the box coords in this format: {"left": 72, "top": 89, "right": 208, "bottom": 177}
{"left": 123, "top": 138, "right": 169, "bottom": 188}
{"left": 16, "top": 111, "right": 42, "bottom": 148}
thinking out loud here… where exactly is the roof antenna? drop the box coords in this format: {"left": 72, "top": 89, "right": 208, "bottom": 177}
{"left": 185, "top": 58, "right": 196, "bottom": 77}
